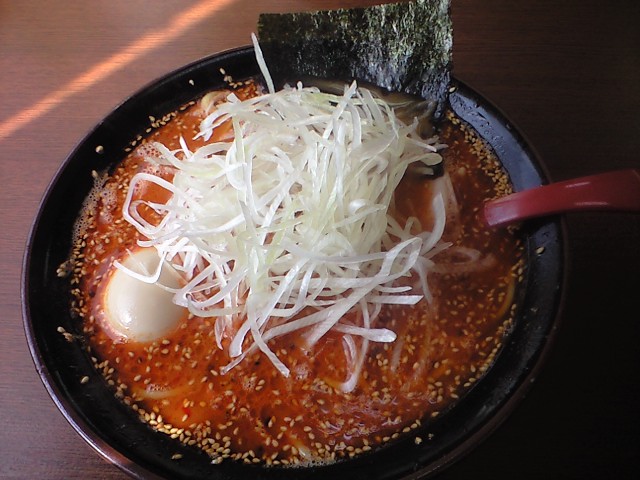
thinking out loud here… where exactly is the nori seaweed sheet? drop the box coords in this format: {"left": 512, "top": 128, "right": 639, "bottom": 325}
{"left": 257, "top": 0, "right": 452, "bottom": 120}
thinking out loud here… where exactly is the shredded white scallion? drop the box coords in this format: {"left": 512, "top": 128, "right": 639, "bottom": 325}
{"left": 118, "top": 37, "right": 446, "bottom": 379}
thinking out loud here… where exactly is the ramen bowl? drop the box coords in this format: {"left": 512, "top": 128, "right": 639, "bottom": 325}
{"left": 22, "top": 46, "right": 565, "bottom": 479}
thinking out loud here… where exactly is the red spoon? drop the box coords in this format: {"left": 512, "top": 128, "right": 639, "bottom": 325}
{"left": 483, "top": 168, "right": 640, "bottom": 227}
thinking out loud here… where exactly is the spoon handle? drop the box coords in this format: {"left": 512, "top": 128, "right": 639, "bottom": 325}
{"left": 483, "top": 168, "right": 640, "bottom": 227}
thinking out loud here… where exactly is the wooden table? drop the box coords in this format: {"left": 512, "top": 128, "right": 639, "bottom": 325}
{"left": 1, "top": 1, "right": 639, "bottom": 478}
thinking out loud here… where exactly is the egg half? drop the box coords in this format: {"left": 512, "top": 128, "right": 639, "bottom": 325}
{"left": 103, "top": 248, "right": 185, "bottom": 342}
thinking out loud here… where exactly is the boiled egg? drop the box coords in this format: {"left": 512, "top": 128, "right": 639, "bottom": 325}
{"left": 103, "top": 247, "right": 185, "bottom": 342}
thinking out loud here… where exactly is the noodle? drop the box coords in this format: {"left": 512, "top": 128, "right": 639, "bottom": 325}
{"left": 67, "top": 71, "right": 523, "bottom": 467}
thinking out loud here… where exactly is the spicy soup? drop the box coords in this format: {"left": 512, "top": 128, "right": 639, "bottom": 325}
{"left": 64, "top": 79, "right": 522, "bottom": 467}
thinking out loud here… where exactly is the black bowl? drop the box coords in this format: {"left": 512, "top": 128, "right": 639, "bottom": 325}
{"left": 22, "top": 46, "right": 566, "bottom": 479}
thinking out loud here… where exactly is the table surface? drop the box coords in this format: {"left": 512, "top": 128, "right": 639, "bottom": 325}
{"left": 1, "top": 1, "right": 639, "bottom": 478}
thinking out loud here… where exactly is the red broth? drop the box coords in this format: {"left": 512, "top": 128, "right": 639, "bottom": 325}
{"left": 67, "top": 81, "right": 523, "bottom": 466}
